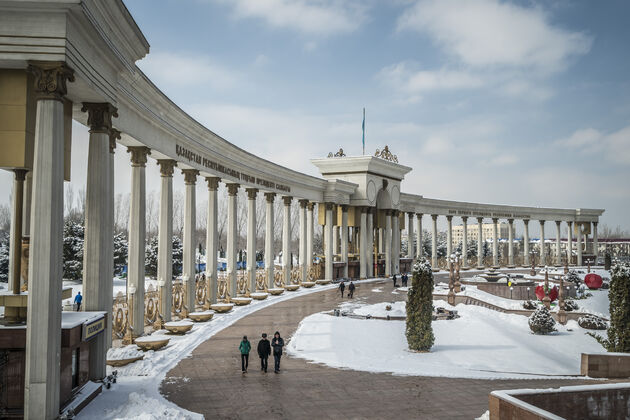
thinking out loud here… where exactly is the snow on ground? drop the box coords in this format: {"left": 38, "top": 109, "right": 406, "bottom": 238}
{"left": 77, "top": 278, "right": 383, "bottom": 420}
{"left": 286, "top": 300, "right": 604, "bottom": 380}
{"left": 575, "top": 289, "right": 610, "bottom": 318}
{"left": 354, "top": 301, "right": 406, "bottom": 318}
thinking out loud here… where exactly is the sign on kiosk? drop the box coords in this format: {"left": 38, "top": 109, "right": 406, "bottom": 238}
{"left": 83, "top": 317, "right": 105, "bottom": 341}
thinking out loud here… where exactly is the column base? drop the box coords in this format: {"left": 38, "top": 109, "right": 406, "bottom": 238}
{"left": 476, "top": 266, "right": 485, "bottom": 270}
{"left": 507, "top": 265, "right": 516, "bottom": 269}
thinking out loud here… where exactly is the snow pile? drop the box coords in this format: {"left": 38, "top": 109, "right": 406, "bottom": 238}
{"left": 287, "top": 300, "right": 604, "bottom": 379}
{"left": 354, "top": 301, "right": 406, "bottom": 318}
{"left": 101, "top": 392, "right": 199, "bottom": 420}
{"left": 107, "top": 346, "right": 144, "bottom": 360}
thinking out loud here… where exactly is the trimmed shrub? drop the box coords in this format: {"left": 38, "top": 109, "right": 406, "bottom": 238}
{"left": 528, "top": 306, "right": 556, "bottom": 335}
{"left": 406, "top": 259, "right": 434, "bottom": 351}
{"left": 579, "top": 315, "right": 608, "bottom": 330}
{"left": 564, "top": 270, "right": 581, "bottom": 287}
{"left": 590, "top": 263, "right": 630, "bottom": 352}
{"left": 522, "top": 300, "right": 537, "bottom": 310}
{"left": 564, "top": 300, "right": 579, "bottom": 312}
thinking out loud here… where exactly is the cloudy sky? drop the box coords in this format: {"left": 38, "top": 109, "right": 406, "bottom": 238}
{"left": 2, "top": 0, "right": 630, "bottom": 233}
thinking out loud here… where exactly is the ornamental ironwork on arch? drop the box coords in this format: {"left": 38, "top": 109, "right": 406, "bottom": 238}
{"left": 291, "top": 267, "right": 301, "bottom": 283}
{"left": 327, "top": 148, "right": 346, "bottom": 158}
{"left": 144, "top": 284, "right": 160, "bottom": 325}
{"left": 274, "top": 270, "right": 285, "bottom": 288}
{"left": 256, "top": 270, "right": 267, "bottom": 291}
{"left": 195, "top": 274, "right": 207, "bottom": 306}
{"left": 237, "top": 271, "right": 249, "bottom": 295}
{"left": 374, "top": 145, "right": 398, "bottom": 163}
{"left": 172, "top": 281, "right": 185, "bottom": 314}
{"left": 112, "top": 292, "right": 129, "bottom": 339}
{"left": 217, "top": 272, "right": 229, "bottom": 301}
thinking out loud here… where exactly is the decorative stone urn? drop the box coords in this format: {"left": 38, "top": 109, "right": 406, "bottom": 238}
{"left": 164, "top": 321, "right": 194, "bottom": 335}
{"left": 250, "top": 292, "right": 269, "bottom": 300}
{"left": 135, "top": 336, "right": 170, "bottom": 351}
{"left": 267, "top": 288, "right": 284, "bottom": 295}
{"left": 210, "top": 303, "right": 234, "bottom": 313}
{"left": 106, "top": 355, "right": 144, "bottom": 367}
{"left": 231, "top": 297, "right": 252, "bottom": 306}
{"left": 188, "top": 311, "right": 215, "bottom": 322}
{"left": 300, "top": 282, "right": 316, "bottom": 288}
{"left": 316, "top": 279, "right": 332, "bottom": 285}
{"left": 284, "top": 284, "right": 300, "bottom": 291}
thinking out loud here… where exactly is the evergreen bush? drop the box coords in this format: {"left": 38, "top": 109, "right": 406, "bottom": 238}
{"left": 578, "top": 315, "right": 608, "bottom": 330}
{"left": 590, "top": 263, "right": 630, "bottom": 351}
{"left": 528, "top": 306, "right": 556, "bottom": 335}
{"left": 406, "top": 259, "right": 434, "bottom": 351}
{"left": 522, "top": 300, "right": 537, "bottom": 310}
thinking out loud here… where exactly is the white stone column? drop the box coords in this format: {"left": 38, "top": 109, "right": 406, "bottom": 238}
{"left": 332, "top": 226, "right": 339, "bottom": 261}
{"left": 446, "top": 215, "right": 453, "bottom": 258}
{"left": 507, "top": 219, "right": 514, "bottom": 267}
{"left": 324, "top": 203, "right": 334, "bottom": 281}
{"left": 461, "top": 216, "right": 468, "bottom": 268}
{"left": 106, "top": 130, "right": 119, "bottom": 349}
{"left": 567, "top": 221, "right": 573, "bottom": 265}
{"left": 416, "top": 213, "right": 423, "bottom": 259}
{"left": 182, "top": 169, "right": 199, "bottom": 311}
{"left": 24, "top": 61, "right": 74, "bottom": 419}
{"left": 392, "top": 211, "right": 400, "bottom": 274}
{"left": 264, "top": 193, "right": 276, "bottom": 288}
{"left": 431, "top": 214, "right": 438, "bottom": 269}
{"left": 8, "top": 169, "right": 26, "bottom": 295}
{"left": 341, "top": 205, "right": 349, "bottom": 278}
{"left": 492, "top": 218, "right": 499, "bottom": 267}
{"left": 81, "top": 103, "right": 117, "bottom": 381}
{"left": 539, "top": 220, "right": 546, "bottom": 266}
{"left": 385, "top": 211, "right": 393, "bottom": 276}
{"left": 127, "top": 146, "right": 150, "bottom": 337}
{"left": 22, "top": 170, "right": 32, "bottom": 238}
{"left": 306, "top": 203, "right": 314, "bottom": 272}
{"left": 246, "top": 188, "right": 258, "bottom": 292}
{"left": 298, "top": 200, "right": 308, "bottom": 283}
{"left": 226, "top": 183, "right": 239, "bottom": 297}
{"left": 205, "top": 178, "right": 220, "bottom": 302}
{"left": 282, "top": 196, "right": 292, "bottom": 284}
{"left": 407, "top": 212, "right": 415, "bottom": 259}
{"left": 555, "top": 220, "right": 562, "bottom": 266}
{"left": 157, "top": 160, "right": 176, "bottom": 319}
{"left": 359, "top": 207, "right": 367, "bottom": 278}
{"left": 577, "top": 222, "right": 583, "bottom": 266}
{"left": 523, "top": 219, "right": 530, "bottom": 266}
{"left": 593, "top": 222, "right": 599, "bottom": 260}
{"left": 367, "top": 208, "right": 374, "bottom": 277}
{"left": 477, "top": 217, "right": 484, "bottom": 268}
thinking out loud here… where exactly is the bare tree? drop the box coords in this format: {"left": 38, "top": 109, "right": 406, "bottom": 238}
{"left": 114, "top": 192, "right": 130, "bottom": 235}
{"left": 599, "top": 224, "right": 630, "bottom": 239}
{"left": 0, "top": 202, "right": 10, "bottom": 233}
{"left": 145, "top": 190, "right": 158, "bottom": 240}
{"left": 173, "top": 190, "right": 184, "bottom": 239}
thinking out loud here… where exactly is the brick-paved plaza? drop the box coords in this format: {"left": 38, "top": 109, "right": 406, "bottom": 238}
{"left": 161, "top": 276, "right": 598, "bottom": 419}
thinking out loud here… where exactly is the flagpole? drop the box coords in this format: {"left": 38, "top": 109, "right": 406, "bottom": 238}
{"left": 362, "top": 107, "right": 365, "bottom": 155}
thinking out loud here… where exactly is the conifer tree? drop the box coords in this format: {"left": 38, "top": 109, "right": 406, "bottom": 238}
{"left": 406, "top": 259, "right": 434, "bottom": 351}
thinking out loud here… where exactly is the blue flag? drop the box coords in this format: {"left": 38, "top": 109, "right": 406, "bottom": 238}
{"left": 362, "top": 108, "right": 365, "bottom": 155}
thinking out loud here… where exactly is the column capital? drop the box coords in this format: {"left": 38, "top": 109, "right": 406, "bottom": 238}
{"left": 299, "top": 199, "right": 309, "bottom": 208}
{"left": 282, "top": 196, "right": 293, "bottom": 206}
{"left": 446, "top": 215, "right": 453, "bottom": 221}
{"left": 593, "top": 221, "right": 598, "bottom": 227}
{"left": 416, "top": 212, "right": 423, "bottom": 218}
{"left": 477, "top": 217, "right": 483, "bottom": 223}
{"left": 523, "top": 219, "right": 530, "bottom": 226}
{"left": 393, "top": 210, "right": 400, "bottom": 217}
{"left": 13, "top": 168, "right": 27, "bottom": 182}
{"left": 359, "top": 206, "right": 368, "bottom": 214}
{"left": 127, "top": 146, "right": 151, "bottom": 167}
{"left": 556, "top": 220, "right": 562, "bottom": 226}
{"left": 246, "top": 188, "right": 259, "bottom": 200}
{"left": 325, "top": 202, "right": 335, "bottom": 211}
{"left": 307, "top": 202, "right": 315, "bottom": 211}
{"left": 81, "top": 102, "right": 118, "bottom": 134}
{"left": 265, "top": 192, "right": 276, "bottom": 203}
{"left": 205, "top": 176, "right": 220, "bottom": 191}
{"left": 492, "top": 217, "right": 498, "bottom": 223}
{"left": 27, "top": 61, "right": 75, "bottom": 101}
{"left": 226, "top": 183, "right": 240, "bottom": 196}
{"left": 182, "top": 169, "right": 199, "bottom": 185}
{"left": 109, "top": 129, "right": 121, "bottom": 154}
{"left": 432, "top": 214, "right": 438, "bottom": 221}
{"left": 461, "top": 216, "right": 468, "bottom": 222}
{"left": 408, "top": 211, "right": 415, "bottom": 218}
{"left": 507, "top": 218, "right": 514, "bottom": 224}
{"left": 157, "top": 159, "right": 177, "bottom": 177}
{"left": 566, "top": 220, "right": 573, "bottom": 226}
{"left": 341, "top": 204, "right": 349, "bottom": 212}
{"left": 539, "top": 219, "right": 545, "bottom": 225}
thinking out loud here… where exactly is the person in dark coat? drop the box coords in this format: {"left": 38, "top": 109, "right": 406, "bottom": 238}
{"left": 271, "top": 331, "right": 284, "bottom": 373}
{"left": 239, "top": 336, "right": 251, "bottom": 373}
{"left": 402, "top": 273, "right": 408, "bottom": 287}
{"left": 338, "top": 281, "right": 345, "bottom": 298}
{"left": 348, "top": 281, "right": 356, "bottom": 298}
{"left": 257, "top": 333, "right": 271, "bottom": 373}
{"left": 74, "top": 292, "right": 82, "bottom": 311}
{"left": 392, "top": 274, "right": 398, "bottom": 288}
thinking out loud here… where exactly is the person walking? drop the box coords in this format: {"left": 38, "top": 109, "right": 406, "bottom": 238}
{"left": 338, "top": 281, "right": 346, "bottom": 298}
{"left": 392, "top": 274, "right": 398, "bottom": 288}
{"left": 239, "top": 336, "right": 251, "bottom": 373}
{"left": 402, "top": 273, "right": 408, "bottom": 287}
{"left": 257, "top": 333, "right": 271, "bottom": 373}
{"left": 74, "top": 291, "right": 82, "bottom": 311}
{"left": 272, "top": 331, "right": 284, "bottom": 373}
{"left": 348, "top": 281, "right": 355, "bottom": 298}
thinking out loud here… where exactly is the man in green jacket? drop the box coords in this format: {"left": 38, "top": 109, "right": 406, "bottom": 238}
{"left": 239, "top": 336, "right": 251, "bottom": 373}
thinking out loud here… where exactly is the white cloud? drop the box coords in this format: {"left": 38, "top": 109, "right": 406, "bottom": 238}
{"left": 378, "top": 62, "right": 483, "bottom": 96}
{"left": 398, "top": 0, "right": 592, "bottom": 74}
{"left": 213, "top": 0, "right": 369, "bottom": 36}
{"left": 555, "top": 125, "right": 630, "bottom": 164}
{"left": 138, "top": 52, "right": 238, "bottom": 90}
{"left": 490, "top": 153, "right": 518, "bottom": 166}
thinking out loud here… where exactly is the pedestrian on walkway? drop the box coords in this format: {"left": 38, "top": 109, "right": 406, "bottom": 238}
{"left": 338, "top": 281, "right": 345, "bottom": 298}
{"left": 402, "top": 273, "right": 408, "bottom": 287}
{"left": 348, "top": 281, "right": 355, "bottom": 298}
{"left": 392, "top": 274, "right": 398, "bottom": 288}
{"left": 74, "top": 291, "right": 82, "bottom": 311}
{"left": 257, "top": 333, "right": 271, "bottom": 373}
{"left": 239, "top": 335, "right": 251, "bottom": 373}
{"left": 272, "top": 331, "right": 284, "bottom": 373}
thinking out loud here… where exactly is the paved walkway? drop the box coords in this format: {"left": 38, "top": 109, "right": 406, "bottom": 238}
{"left": 161, "top": 278, "right": 596, "bottom": 419}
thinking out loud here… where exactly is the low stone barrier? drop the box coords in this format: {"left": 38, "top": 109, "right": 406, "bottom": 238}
{"left": 581, "top": 352, "right": 630, "bottom": 378}
{"left": 489, "top": 382, "right": 630, "bottom": 419}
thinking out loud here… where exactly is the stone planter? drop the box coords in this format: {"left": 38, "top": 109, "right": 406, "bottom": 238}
{"left": 165, "top": 321, "right": 194, "bottom": 335}
{"left": 316, "top": 279, "right": 331, "bottom": 285}
{"left": 267, "top": 288, "right": 284, "bottom": 295}
{"left": 135, "top": 336, "right": 170, "bottom": 351}
{"left": 210, "top": 303, "right": 234, "bottom": 313}
{"left": 301, "top": 282, "right": 316, "bottom": 288}
{"left": 188, "top": 310, "right": 215, "bottom": 322}
{"left": 231, "top": 297, "right": 252, "bottom": 306}
{"left": 106, "top": 355, "right": 144, "bottom": 367}
{"left": 284, "top": 284, "right": 300, "bottom": 291}
{"left": 250, "top": 292, "right": 269, "bottom": 300}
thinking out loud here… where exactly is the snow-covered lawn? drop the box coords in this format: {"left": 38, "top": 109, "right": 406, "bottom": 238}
{"left": 77, "top": 278, "right": 383, "bottom": 420}
{"left": 286, "top": 300, "right": 605, "bottom": 380}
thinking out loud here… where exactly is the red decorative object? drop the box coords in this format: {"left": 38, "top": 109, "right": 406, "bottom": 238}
{"left": 584, "top": 273, "right": 603, "bottom": 290}
{"left": 535, "top": 284, "right": 558, "bottom": 302}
